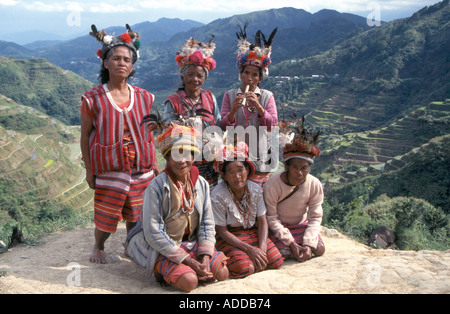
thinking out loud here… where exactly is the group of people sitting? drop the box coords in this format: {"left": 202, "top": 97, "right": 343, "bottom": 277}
{"left": 82, "top": 24, "right": 325, "bottom": 292}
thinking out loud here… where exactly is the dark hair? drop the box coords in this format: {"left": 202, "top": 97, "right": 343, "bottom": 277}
{"left": 98, "top": 45, "right": 137, "bottom": 84}
{"left": 284, "top": 158, "right": 313, "bottom": 168}
{"left": 221, "top": 160, "right": 251, "bottom": 175}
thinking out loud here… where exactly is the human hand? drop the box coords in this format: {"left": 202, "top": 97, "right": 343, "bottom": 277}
{"left": 298, "top": 245, "right": 312, "bottom": 262}
{"left": 184, "top": 256, "right": 213, "bottom": 282}
{"left": 289, "top": 242, "right": 312, "bottom": 262}
{"left": 232, "top": 94, "right": 246, "bottom": 110}
{"left": 243, "top": 92, "right": 264, "bottom": 117}
{"left": 85, "top": 170, "right": 95, "bottom": 189}
{"left": 247, "top": 245, "right": 268, "bottom": 271}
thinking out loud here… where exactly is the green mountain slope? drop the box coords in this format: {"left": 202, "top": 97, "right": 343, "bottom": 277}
{"left": 273, "top": 1, "right": 450, "bottom": 104}
{"left": 0, "top": 57, "right": 93, "bottom": 125}
{"left": 0, "top": 94, "right": 93, "bottom": 246}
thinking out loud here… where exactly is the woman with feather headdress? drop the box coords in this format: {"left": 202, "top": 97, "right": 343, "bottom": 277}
{"left": 164, "top": 36, "right": 222, "bottom": 192}
{"left": 263, "top": 115, "right": 326, "bottom": 263}
{"left": 80, "top": 24, "right": 159, "bottom": 264}
{"left": 220, "top": 25, "right": 279, "bottom": 187}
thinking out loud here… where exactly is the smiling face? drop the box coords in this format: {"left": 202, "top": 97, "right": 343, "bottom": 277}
{"left": 240, "top": 65, "right": 263, "bottom": 91}
{"left": 181, "top": 65, "right": 206, "bottom": 95}
{"left": 222, "top": 161, "right": 249, "bottom": 192}
{"left": 103, "top": 45, "right": 134, "bottom": 81}
{"left": 166, "top": 148, "right": 195, "bottom": 181}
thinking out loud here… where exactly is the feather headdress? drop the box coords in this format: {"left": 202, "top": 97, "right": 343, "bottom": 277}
{"left": 236, "top": 24, "right": 278, "bottom": 76}
{"left": 208, "top": 131, "right": 255, "bottom": 178}
{"left": 90, "top": 24, "right": 142, "bottom": 61}
{"left": 280, "top": 114, "right": 321, "bottom": 164}
{"left": 175, "top": 36, "right": 217, "bottom": 71}
{"left": 141, "top": 110, "right": 202, "bottom": 158}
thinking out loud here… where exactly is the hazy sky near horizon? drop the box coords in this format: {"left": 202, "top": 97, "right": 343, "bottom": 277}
{"left": 0, "top": 0, "right": 442, "bottom": 43}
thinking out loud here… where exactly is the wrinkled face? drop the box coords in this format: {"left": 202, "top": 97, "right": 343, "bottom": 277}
{"left": 240, "top": 65, "right": 263, "bottom": 91}
{"left": 285, "top": 158, "right": 311, "bottom": 186}
{"left": 103, "top": 46, "right": 134, "bottom": 80}
{"left": 181, "top": 65, "right": 205, "bottom": 94}
{"left": 166, "top": 148, "right": 195, "bottom": 180}
{"left": 223, "top": 161, "right": 249, "bottom": 191}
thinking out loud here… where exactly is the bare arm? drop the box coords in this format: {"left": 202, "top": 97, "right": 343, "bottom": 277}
{"left": 80, "top": 113, "right": 95, "bottom": 189}
{"left": 256, "top": 214, "right": 268, "bottom": 253}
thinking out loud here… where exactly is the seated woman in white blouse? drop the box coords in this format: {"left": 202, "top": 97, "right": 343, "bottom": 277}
{"left": 211, "top": 143, "right": 284, "bottom": 279}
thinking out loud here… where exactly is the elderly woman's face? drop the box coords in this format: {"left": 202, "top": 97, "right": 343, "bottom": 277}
{"left": 240, "top": 65, "right": 263, "bottom": 91}
{"left": 104, "top": 46, "right": 134, "bottom": 80}
{"left": 181, "top": 65, "right": 205, "bottom": 94}
{"left": 166, "top": 148, "right": 195, "bottom": 180}
{"left": 285, "top": 158, "right": 311, "bottom": 186}
{"left": 223, "top": 161, "right": 248, "bottom": 191}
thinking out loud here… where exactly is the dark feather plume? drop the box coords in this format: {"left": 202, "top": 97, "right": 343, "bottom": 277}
{"left": 236, "top": 23, "right": 248, "bottom": 41}
{"left": 255, "top": 30, "right": 262, "bottom": 48}
{"left": 265, "top": 27, "right": 278, "bottom": 47}
{"left": 140, "top": 110, "right": 169, "bottom": 132}
{"left": 89, "top": 24, "right": 102, "bottom": 42}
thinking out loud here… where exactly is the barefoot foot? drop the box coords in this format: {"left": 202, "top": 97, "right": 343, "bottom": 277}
{"left": 90, "top": 245, "right": 107, "bottom": 264}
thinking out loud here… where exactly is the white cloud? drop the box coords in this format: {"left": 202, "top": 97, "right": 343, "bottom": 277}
{"left": 0, "top": 0, "right": 18, "bottom": 5}
{"left": 1, "top": 0, "right": 440, "bottom": 14}
{"left": 89, "top": 2, "right": 140, "bottom": 13}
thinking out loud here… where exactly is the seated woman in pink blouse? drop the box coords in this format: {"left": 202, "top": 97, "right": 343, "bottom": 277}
{"left": 220, "top": 27, "right": 279, "bottom": 187}
{"left": 264, "top": 117, "right": 325, "bottom": 262}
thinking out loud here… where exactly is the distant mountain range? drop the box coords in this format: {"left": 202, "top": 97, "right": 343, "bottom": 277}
{"left": 0, "top": 8, "right": 372, "bottom": 89}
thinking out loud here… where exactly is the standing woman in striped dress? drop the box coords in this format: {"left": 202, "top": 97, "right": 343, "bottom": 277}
{"left": 80, "top": 25, "right": 160, "bottom": 264}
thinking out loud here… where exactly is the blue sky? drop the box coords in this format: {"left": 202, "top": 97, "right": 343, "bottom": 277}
{"left": 0, "top": 0, "right": 442, "bottom": 44}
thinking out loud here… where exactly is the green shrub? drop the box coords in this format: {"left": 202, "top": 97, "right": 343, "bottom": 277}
{"left": 324, "top": 195, "right": 449, "bottom": 250}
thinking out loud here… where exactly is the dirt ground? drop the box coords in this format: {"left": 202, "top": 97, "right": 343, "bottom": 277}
{"left": 1, "top": 224, "right": 449, "bottom": 294}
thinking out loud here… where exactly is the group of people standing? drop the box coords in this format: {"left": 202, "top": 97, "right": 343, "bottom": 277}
{"left": 80, "top": 24, "right": 325, "bottom": 292}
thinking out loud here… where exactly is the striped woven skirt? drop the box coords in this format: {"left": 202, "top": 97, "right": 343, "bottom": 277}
{"left": 154, "top": 241, "right": 228, "bottom": 285}
{"left": 94, "top": 142, "right": 155, "bottom": 233}
{"left": 269, "top": 222, "right": 324, "bottom": 257}
{"left": 216, "top": 227, "right": 284, "bottom": 279}
{"left": 248, "top": 171, "right": 270, "bottom": 188}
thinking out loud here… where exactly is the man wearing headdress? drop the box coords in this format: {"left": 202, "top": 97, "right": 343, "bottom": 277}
{"left": 80, "top": 25, "right": 159, "bottom": 264}
{"left": 263, "top": 116, "right": 326, "bottom": 262}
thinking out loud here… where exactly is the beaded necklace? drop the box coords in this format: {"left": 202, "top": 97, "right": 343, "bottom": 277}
{"left": 176, "top": 176, "right": 195, "bottom": 215}
{"left": 227, "top": 183, "right": 251, "bottom": 229}
{"left": 165, "top": 168, "right": 195, "bottom": 216}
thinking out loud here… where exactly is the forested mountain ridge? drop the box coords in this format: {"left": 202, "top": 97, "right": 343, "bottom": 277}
{"left": 0, "top": 57, "right": 93, "bottom": 125}
{"left": 0, "top": 8, "right": 373, "bottom": 96}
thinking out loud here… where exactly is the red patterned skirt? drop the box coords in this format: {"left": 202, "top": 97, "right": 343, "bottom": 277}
{"left": 93, "top": 142, "right": 154, "bottom": 233}
{"left": 216, "top": 227, "right": 284, "bottom": 279}
{"left": 154, "top": 242, "right": 228, "bottom": 285}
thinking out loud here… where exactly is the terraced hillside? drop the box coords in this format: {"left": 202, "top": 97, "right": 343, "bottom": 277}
{"left": 0, "top": 94, "right": 93, "bottom": 244}
{"left": 277, "top": 80, "right": 402, "bottom": 135}
{"left": 317, "top": 99, "right": 450, "bottom": 184}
